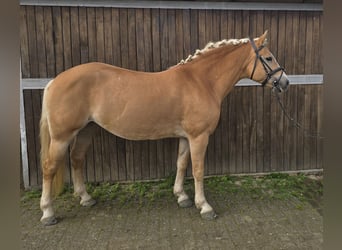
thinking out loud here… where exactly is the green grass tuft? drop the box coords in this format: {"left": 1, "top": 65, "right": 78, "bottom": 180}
{"left": 21, "top": 173, "right": 322, "bottom": 210}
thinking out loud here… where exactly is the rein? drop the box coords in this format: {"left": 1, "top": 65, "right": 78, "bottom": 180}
{"left": 273, "top": 91, "right": 324, "bottom": 139}
{"left": 248, "top": 37, "right": 323, "bottom": 139}
{"left": 248, "top": 37, "right": 285, "bottom": 90}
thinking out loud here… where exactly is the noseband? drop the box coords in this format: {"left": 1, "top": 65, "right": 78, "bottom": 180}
{"left": 249, "top": 37, "right": 285, "bottom": 90}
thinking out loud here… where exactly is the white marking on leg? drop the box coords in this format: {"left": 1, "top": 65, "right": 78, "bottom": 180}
{"left": 40, "top": 179, "right": 54, "bottom": 221}
{"left": 194, "top": 179, "right": 213, "bottom": 214}
{"left": 72, "top": 166, "right": 92, "bottom": 205}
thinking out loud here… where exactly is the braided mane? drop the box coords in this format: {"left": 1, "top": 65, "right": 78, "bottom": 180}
{"left": 178, "top": 37, "right": 262, "bottom": 65}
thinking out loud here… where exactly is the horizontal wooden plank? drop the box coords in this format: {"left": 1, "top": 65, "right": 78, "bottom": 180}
{"left": 20, "top": 0, "right": 323, "bottom": 11}
{"left": 21, "top": 74, "right": 324, "bottom": 89}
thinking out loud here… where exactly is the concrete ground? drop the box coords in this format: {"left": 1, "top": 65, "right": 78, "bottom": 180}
{"left": 21, "top": 178, "right": 322, "bottom": 250}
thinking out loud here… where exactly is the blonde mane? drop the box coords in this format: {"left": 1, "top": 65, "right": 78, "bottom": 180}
{"left": 178, "top": 37, "right": 263, "bottom": 65}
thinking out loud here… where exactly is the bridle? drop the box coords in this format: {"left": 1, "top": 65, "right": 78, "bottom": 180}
{"left": 249, "top": 37, "right": 285, "bottom": 91}
{"left": 248, "top": 37, "right": 323, "bottom": 139}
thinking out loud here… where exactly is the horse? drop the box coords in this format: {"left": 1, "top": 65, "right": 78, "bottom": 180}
{"left": 39, "top": 31, "right": 289, "bottom": 225}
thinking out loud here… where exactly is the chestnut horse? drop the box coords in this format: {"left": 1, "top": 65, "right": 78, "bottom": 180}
{"left": 39, "top": 31, "right": 289, "bottom": 225}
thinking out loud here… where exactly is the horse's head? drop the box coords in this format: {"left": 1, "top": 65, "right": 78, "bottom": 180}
{"left": 247, "top": 31, "right": 289, "bottom": 92}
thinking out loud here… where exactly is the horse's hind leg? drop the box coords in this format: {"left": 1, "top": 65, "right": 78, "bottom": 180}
{"left": 173, "top": 138, "right": 193, "bottom": 207}
{"left": 70, "top": 123, "right": 96, "bottom": 207}
{"left": 40, "top": 139, "right": 70, "bottom": 225}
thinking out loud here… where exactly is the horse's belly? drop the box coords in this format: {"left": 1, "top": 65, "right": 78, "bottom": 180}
{"left": 91, "top": 84, "right": 186, "bottom": 140}
{"left": 100, "top": 121, "right": 186, "bottom": 140}
{"left": 93, "top": 107, "right": 186, "bottom": 140}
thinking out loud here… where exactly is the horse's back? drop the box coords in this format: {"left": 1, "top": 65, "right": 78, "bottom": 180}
{"left": 44, "top": 62, "right": 220, "bottom": 140}
{"left": 44, "top": 62, "right": 189, "bottom": 140}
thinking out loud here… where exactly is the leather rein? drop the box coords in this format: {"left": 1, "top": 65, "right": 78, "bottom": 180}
{"left": 248, "top": 37, "right": 323, "bottom": 139}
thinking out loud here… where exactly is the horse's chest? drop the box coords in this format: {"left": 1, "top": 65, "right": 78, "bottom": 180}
{"left": 182, "top": 100, "right": 221, "bottom": 136}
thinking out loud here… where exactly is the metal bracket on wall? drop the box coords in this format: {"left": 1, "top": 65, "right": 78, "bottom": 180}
{"left": 21, "top": 74, "right": 323, "bottom": 89}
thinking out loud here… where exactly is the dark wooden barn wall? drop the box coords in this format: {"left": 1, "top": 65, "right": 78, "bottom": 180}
{"left": 20, "top": 6, "right": 323, "bottom": 186}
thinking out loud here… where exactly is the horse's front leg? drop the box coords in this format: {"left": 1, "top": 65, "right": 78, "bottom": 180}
{"left": 173, "top": 138, "right": 192, "bottom": 207}
{"left": 189, "top": 135, "right": 217, "bottom": 220}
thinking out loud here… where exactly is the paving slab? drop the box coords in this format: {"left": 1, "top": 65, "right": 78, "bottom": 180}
{"left": 21, "top": 181, "right": 322, "bottom": 250}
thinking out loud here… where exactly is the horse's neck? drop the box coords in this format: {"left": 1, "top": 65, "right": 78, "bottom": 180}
{"left": 188, "top": 44, "right": 251, "bottom": 102}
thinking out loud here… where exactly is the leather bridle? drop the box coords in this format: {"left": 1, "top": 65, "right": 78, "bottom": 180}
{"left": 249, "top": 37, "right": 285, "bottom": 90}
{"left": 248, "top": 38, "right": 323, "bottom": 138}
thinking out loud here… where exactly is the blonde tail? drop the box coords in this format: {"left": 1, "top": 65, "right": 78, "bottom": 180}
{"left": 40, "top": 81, "right": 65, "bottom": 197}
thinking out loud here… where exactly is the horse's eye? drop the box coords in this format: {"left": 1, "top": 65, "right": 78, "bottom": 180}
{"left": 265, "top": 56, "right": 273, "bottom": 62}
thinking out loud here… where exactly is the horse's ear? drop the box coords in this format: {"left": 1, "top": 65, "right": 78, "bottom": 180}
{"left": 257, "top": 30, "right": 268, "bottom": 46}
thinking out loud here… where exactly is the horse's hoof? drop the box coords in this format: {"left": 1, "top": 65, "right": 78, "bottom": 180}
{"left": 41, "top": 216, "right": 58, "bottom": 226}
{"left": 178, "top": 199, "right": 193, "bottom": 208}
{"left": 201, "top": 210, "right": 218, "bottom": 220}
{"left": 81, "top": 198, "right": 97, "bottom": 207}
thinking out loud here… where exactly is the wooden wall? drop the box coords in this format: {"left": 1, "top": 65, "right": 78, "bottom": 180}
{"left": 20, "top": 6, "right": 323, "bottom": 77}
{"left": 20, "top": 5, "right": 323, "bottom": 186}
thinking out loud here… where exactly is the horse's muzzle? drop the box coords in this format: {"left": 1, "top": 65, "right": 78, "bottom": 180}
{"left": 273, "top": 72, "right": 289, "bottom": 93}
